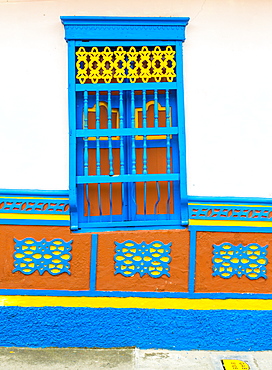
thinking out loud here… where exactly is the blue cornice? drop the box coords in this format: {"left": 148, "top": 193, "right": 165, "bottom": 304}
{"left": 60, "top": 16, "right": 190, "bottom": 41}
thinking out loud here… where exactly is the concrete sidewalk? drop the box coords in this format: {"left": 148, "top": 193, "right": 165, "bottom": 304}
{"left": 0, "top": 348, "right": 271, "bottom": 369}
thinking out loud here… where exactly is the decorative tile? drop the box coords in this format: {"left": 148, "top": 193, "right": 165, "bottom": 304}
{"left": 114, "top": 240, "right": 171, "bottom": 278}
{"left": 212, "top": 242, "right": 268, "bottom": 280}
{"left": 13, "top": 238, "right": 72, "bottom": 276}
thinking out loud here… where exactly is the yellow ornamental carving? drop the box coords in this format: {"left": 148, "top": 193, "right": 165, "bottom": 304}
{"left": 151, "top": 46, "right": 164, "bottom": 82}
{"left": 113, "top": 46, "right": 127, "bottom": 83}
{"left": 138, "top": 46, "right": 152, "bottom": 83}
{"left": 127, "top": 46, "right": 139, "bottom": 83}
{"left": 75, "top": 46, "right": 176, "bottom": 84}
{"left": 164, "top": 46, "right": 176, "bottom": 82}
{"left": 75, "top": 47, "right": 89, "bottom": 84}
{"left": 101, "top": 47, "right": 114, "bottom": 84}
{"left": 89, "top": 47, "right": 101, "bottom": 84}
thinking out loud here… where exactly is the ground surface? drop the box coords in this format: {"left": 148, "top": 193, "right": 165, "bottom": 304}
{"left": 0, "top": 348, "right": 271, "bottom": 369}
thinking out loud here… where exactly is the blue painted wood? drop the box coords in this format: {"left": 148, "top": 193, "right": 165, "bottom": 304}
{"left": 95, "top": 91, "right": 102, "bottom": 216}
{"left": 131, "top": 91, "right": 136, "bottom": 176}
{"left": 77, "top": 173, "right": 180, "bottom": 184}
{"left": 75, "top": 40, "right": 179, "bottom": 47}
{"left": 165, "top": 89, "right": 171, "bottom": 214}
{"left": 76, "top": 127, "right": 179, "bottom": 137}
{"left": 107, "top": 91, "right": 114, "bottom": 217}
{"left": 68, "top": 40, "right": 79, "bottom": 231}
{"left": 189, "top": 203, "right": 272, "bottom": 222}
{"left": 0, "top": 191, "right": 70, "bottom": 226}
{"left": 83, "top": 91, "right": 90, "bottom": 219}
{"left": 61, "top": 16, "right": 190, "bottom": 41}
{"left": 142, "top": 90, "right": 147, "bottom": 215}
{"left": 175, "top": 41, "right": 188, "bottom": 226}
{"left": 153, "top": 89, "right": 160, "bottom": 215}
{"left": 188, "top": 195, "right": 272, "bottom": 205}
{"left": 76, "top": 82, "right": 177, "bottom": 91}
{"left": 0, "top": 197, "right": 69, "bottom": 215}
{"left": 61, "top": 18, "right": 190, "bottom": 230}
{"left": 119, "top": 91, "right": 125, "bottom": 219}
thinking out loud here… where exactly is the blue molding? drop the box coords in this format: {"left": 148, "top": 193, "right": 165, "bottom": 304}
{"left": 61, "top": 16, "right": 190, "bottom": 41}
{"left": 2, "top": 289, "right": 272, "bottom": 299}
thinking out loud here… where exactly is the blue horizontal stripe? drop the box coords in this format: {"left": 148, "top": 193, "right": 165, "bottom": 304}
{"left": 0, "top": 307, "right": 270, "bottom": 350}
{"left": 76, "top": 127, "right": 178, "bottom": 137}
{"left": 77, "top": 173, "right": 179, "bottom": 184}
{"left": 75, "top": 82, "right": 177, "bottom": 91}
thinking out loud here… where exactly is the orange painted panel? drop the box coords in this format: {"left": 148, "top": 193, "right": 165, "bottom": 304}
{"left": 96, "top": 229, "right": 189, "bottom": 292}
{"left": 0, "top": 225, "right": 91, "bottom": 291}
{"left": 195, "top": 232, "right": 272, "bottom": 293}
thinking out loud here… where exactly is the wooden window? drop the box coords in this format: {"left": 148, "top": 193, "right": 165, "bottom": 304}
{"left": 61, "top": 16, "right": 189, "bottom": 231}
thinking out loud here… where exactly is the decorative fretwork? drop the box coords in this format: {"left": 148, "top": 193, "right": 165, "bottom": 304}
{"left": 189, "top": 203, "right": 272, "bottom": 222}
{"left": 114, "top": 240, "right": 172, "bottom": 278}
{"left": 0, "top": 197, "right": 69, "bottom": 214}
{"left": 13, "top": 238, "right": 72, "bottom": 275}
{"left": 212, "top": 242, "right": 268, "bottom": 280}
{"left": 75, "top": 46, "right": 176, "bottom": 84}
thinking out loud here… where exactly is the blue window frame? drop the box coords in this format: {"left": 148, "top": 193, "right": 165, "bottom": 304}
{"left": 61, "top": 17, "right": 189, "bottom": 231}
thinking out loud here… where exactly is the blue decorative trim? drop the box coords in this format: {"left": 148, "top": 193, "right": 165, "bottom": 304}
{"left": 0, "top": 190, "right": 70, "bottom": 226}
{"left": 13, "top": 238, "right": 72, "bottom": 276}
{"left": 0, "top": 189, "right": 69, "bottom": 196}
{"left": 114, "top": 240, "right": 171, "bottom": 278}
{"left": 3, "top": 289, "right": 272, "bottom": 299}
{"left": 90, "top": 234, "right": 98, "bottom": 291}
{"left": 0, "top": 198, "right": 69, "bottom": 215}
{"left": 61, "top": 16, "right": 190, "bottom": 41}
{"left": 189, "top": 225, "right": 272, "bottom": 233}
{"left": 212, "top": 243, "right": 268, "bottom": 280}
{"left": 189, "top": 202, "right": 272, "bottom": 222}
{"left": 188, "top": 229, "right": 196, "bottom": 293}
{"left": 188, "top": 195, "right": 272, "bottom": 204}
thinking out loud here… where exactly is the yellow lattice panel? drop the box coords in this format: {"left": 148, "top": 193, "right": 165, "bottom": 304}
{"left": 75, "top": 46, "right": 176, "bottom": 84}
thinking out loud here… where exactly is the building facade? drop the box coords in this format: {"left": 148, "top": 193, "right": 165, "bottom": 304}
{"left": 1, "top": 0, "right": 272, "bottom": 349}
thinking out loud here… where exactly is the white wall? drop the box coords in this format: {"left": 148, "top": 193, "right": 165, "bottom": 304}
{"left": 0, "top": 0, "right": 272, "bottom": 197}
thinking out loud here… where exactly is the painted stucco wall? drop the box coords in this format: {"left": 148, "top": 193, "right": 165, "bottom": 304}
{"left": 0, "top": 0, "right": 271, "bottom": 197}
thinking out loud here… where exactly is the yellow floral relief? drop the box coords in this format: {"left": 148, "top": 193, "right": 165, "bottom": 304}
{"left": 75, "top": 46, "right": 176, "bottom": 84}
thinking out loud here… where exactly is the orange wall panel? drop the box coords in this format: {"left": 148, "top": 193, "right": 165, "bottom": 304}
{"left": 96, "top": 229, "right": 190, "bottom": 292}
{"left": 195, "top": 232, "right": 272, "bottom": 294}
{"left": 0, "top": 225, "right": 91, "bottom": 291}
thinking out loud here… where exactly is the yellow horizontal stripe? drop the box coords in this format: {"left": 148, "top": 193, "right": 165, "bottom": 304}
{"left": 0, "top": 296, "right": 271, "bottom": 310}
{"left": 0, "top": 197, "right": 69, "bottom": 200}
{"left": 0, "top": 213, "right": 70, "bottom": 221}
{"left": 189, "top": 202, "right": 272, "bottom": 208}
{"left": 189, "top": 219, "right": 272, "bottom": 227}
